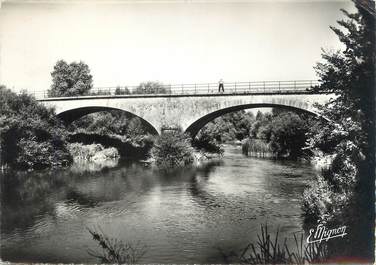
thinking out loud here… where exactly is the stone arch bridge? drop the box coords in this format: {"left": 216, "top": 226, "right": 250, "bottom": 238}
{"left": 38, "top": 81, "right": 333, "bottom": 137}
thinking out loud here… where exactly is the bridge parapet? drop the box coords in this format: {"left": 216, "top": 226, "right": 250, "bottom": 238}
{"left": 33, "top": 80, "right": 320, "bottom": 99}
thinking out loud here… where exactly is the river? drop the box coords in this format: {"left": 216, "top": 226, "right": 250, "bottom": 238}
{"left": 0, "top": 145, "right": 317, "bottom": 263}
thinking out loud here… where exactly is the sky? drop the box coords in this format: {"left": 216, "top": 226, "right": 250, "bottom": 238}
{"left": 0, "top": 0, "right": 354, "bottom": 93}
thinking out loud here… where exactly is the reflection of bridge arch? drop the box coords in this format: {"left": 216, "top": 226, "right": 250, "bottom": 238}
{"left": 185, "top": 103, "right": 323, "bottom": 138}
{"left": 57, "top": 106, "right": 159, "bottom": 135}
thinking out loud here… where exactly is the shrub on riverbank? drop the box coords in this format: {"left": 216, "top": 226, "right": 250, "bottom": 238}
{"left": 0, "top": 86, "right": 72, "bottom": 170}
{"left": 68, "top": 143, "right": 119, "bottom": 161}
{"left": 151, "top": 131, "right": 194, "bottom": 168}
{"left": 15, "top": 139, "right": 72, "bottom": 169}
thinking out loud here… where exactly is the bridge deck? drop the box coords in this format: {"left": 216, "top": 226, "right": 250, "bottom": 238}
{"left": 34, "top": 80, "right": 322, "bottom": 100}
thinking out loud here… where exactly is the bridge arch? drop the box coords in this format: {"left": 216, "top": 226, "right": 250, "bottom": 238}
{"left": 57, "top": 106, "right": 159, "bottom": 135}
{"left": 184, "top": 103, "right": 324, "bottom": 138}
{"left": 40, "top": 92, "right": 332, "bottom": 135}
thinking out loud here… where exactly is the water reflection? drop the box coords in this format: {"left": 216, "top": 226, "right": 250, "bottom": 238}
{"left": 70, "top": 159, "right": 119, "bottom": 173}
{"left": 189, "top": 160, "right": 224, "bottom": 209}
{"left": 0, "top": 146, "right": 317, "bottom": 263}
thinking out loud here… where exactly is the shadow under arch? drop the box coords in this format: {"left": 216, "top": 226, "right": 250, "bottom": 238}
{"left": 57, "top": 106, "right": 159, "bottom": 135}
{"left": 185, "top": 103, "right": 326, "bottom": 138}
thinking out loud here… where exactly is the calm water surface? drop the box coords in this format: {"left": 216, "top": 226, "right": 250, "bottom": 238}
{"left": 1, "top": 145, "right": 317, "bottom": 263}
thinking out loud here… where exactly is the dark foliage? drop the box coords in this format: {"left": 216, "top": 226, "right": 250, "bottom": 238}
{"left": 197, "top": 109, "right": 313, "bottom": 159}
{"left": 192, "top": 133, "right": 224, "bottom": 155}
{"left": 69, "top": 111, "right": 150, "bottom": 140}
{"left": 302, "top": 1, "right": 375, "bottom": 260}
{"left": 248, "top": 110, "right": 314, "bottom": 159}
{"left": 0, "top": 86, "right": 72, "bottom": 169}
{"left": 68, "top": 110, "right": 154, "bottom": 160}
{"left": 152, "top": 130, "right": 194, "bottom": 168}
{"left": 196, "top": 110, "right": 255, "bottom": 143}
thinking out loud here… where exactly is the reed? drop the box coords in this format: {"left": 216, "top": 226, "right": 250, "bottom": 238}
{"left": 239, "top": 224, "right": 328, "bottom": 264}
{"left": 242, "top": 138, "right": 275, "bottom": 158}
{"left": 87, "top": 226, "right": 147, "bottom": 264}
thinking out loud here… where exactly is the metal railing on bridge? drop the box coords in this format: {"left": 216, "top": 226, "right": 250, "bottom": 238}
{"left": 32, "top": 80, "right": 320, "bottom": 99}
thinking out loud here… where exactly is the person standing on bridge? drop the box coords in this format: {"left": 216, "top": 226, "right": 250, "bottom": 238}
{"left": 218, "top": 78, "right": 224, "bottom": 93}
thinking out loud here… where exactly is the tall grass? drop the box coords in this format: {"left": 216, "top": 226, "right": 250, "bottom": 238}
{"left": 242, "top": 138, "right": 275, "bottom": 158}
{"left": 87, "top": 226, "right": 147, "bottom": 263}
{"left": 239, "top": 224, "right": 328, "bottom": 264}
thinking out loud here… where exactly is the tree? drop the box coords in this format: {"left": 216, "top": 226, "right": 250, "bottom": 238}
{"left": 251, "top": 112, "right": 273, "bottom": 141}
{"left": 268, "top": 112, "right": 309, "bottom": 159}
{"left": 48, "top": 60, "right": 93, "bottom": 97}
{"left": 196, "top": 110, "right": 255, "bottom": 143}
{"left": 132, "top": 81, "right": 170, "bottom": 94}
{"left": 248, "top": 109, "right": 312, "bottom": 158}
{"left": 115, "top": 86, "right": 130, "bottom": 95}
{"left": 303, "top": 1, "right": 375, "bottom": 260}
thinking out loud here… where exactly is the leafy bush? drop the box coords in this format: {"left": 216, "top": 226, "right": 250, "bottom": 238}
{"left": 302, "top": 139, "right": 360, "bottom": 227}
{"left": 302, "top": 175, "right": 337, "bottom": 225}
{"left": 192, "top": 131, "right": 223, "bottom": 154}
{"left": 100, "top": 146, "right": 119, "bottom": 159}
{"left": 0, "top": 86, "right": 72, "bottom": 169}
{"left": 67, "top": 143, "right": 119, "bottom": 161}
{"left": 151, "top": 131, "right": 194, "bottom": 168}
{"left": 15, "top": 138, "right": 72, "bottom": 169}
